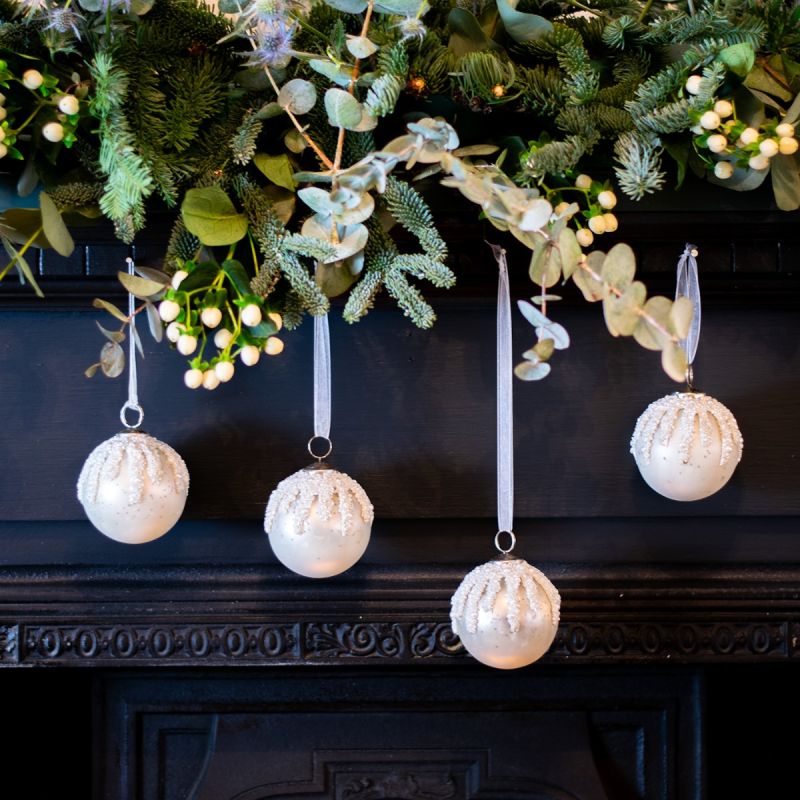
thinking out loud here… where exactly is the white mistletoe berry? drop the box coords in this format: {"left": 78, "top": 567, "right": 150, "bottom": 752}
{"left": 685, "top": 75, "right": 703, "bottom": 95}
{"left": 265, "top": 336, "right": 284, "bottom": 356}
{"left": 241, "top": 304, "right": 262, "bottom": 327}
{"left": 158, "top": 299, "right": 181, "bottom": 323}
{"left": 574, "top": 174, "right": 592, "bottom": 190}
{"left": 0, "top": 107, "right": 6, "bottom": 122}
{"left": 713, "top": 99, "right": 733, "bottom": 118}
{"left": 748, "top": 154, "right": 770, "bottom": 171}
{"left": 171, "top": 270, "right": 188, "bottom": 290}
{"left": 166, "top": 322, "right": 182, "bottom": 343}
{"left": 759, "top": 138, "right": 779, "bottom": 158}
{"left": 776, "top": 123, "right": 796, "bottom": 139}
{"left": 215, "top": 360, "right": 235, "bottom": 383}
{"left": 713, "top": 161, "right": 734, "bottom": 180}
{"left": 0, "top": 93, "right": 6, "bottom": 106}
{"left": 779, "top": 136, "right": 799, "bottom": 155}
{"left": 201, "top": 307, "right": 223, "bottom": 329}
{"left": 214, "top": 328, "right": 234, "bottom": 349}
{"left": 588, "top": 215, "right": 606, "bottom": 235}
{"left": 177, "top": 334, "right": 198, "bottom": 356}
{"left": 184, "top": 368, "right": 204, "bottom": 389}
{"left": 268, "top": 311, "right": 283, "bottom": 331}
{"left": 202, "top": 370, "right": 220, "bottom": 390}
{"left": 240, "top": 345, "right": 260, "bottom": 366}
{"left": 597, "top": 190, "right": 617, "bottom": 209}
{"left": 42, "top": 121, "right": 64, "bottom": 142}
{"left": 706, "top": 134, "right": 728, "bottom": 154}
{"left": 739, "top": 127, "right": 759, "bottom": 145}
{"left": 700, "top": 111, "right": 721, "bottom": 131}
{"left": 57, "top": 94, "right": 79, "bottom": 115}
{"left": 602, "top": 213, "right": 618, "bottom": 233}
{"left": 576, "top": 228, "right": 594, "bottom": 247}
{"left": 0, "top": 128, "right": 5, "bottom": 142}
{"left": 22, "top": 69, "right": 43, "bottom": 90}
{"left": 0, "top": 142, "right": 7, "bottom": 159}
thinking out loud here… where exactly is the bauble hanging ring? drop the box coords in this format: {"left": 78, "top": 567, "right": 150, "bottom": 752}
{"left": 120, "top": 401, "right": 144, "bottom": 430}
{"left": 494, "top": 529, "right": 516, "bottom": 554}
{"left": 307, "top": 435, "right": 333, "bottom": 461}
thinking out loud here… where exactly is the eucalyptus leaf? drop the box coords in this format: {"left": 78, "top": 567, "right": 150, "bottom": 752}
{"left": 452, "top": 145, "right": 500, "bottom": 157}
{"left": 0, "top": 209, "right": 49, "bottom": 248}
{"left": 84, "top": 363, "right": 100, "bottom": 378}
{"left": 77, "top": 0, "right": 102, "bottom": 11}
{"left": 669, "top": 295, "right": 693, "bottom": 340}
{"left": 322, "top": 0, "right": 368, "bottom": 12}
{"left": 533, "top": 338, "right": 554, "bottom": 361}
{"left": 96, "top": 321, "right": 125, "bottom": 344}
{"left": 661, "top": 342, "right": 688, "bottom": 383}
{"left": 298, "top": 187, "right": 333, "bottom": 214}
{"left": 264, "top": 185, "right": 296, "bottom": 225}
{"left": 783, "top": 91, "right": 800, "bottom": 125}
{"left": 16, "top": 159, "right": 38, "bottom": 198}
{"left": 92, "top": 298, "right": 129, "bottom": 323}
{"left": 254, "top": 153, "right": 297, "bottom": 191}
{"left": 518, "top": 198, "right": 552, "bottom": 231}
{"left": 603, "top": 280, "right": 646, "bottom": 337}
{"left": 222, "top": 259, "right": 251, "bottom": 296}
{"left": 309, "top": 59, "right": 355, "bottom": 88}
{"left": 117, "top": 271, "right": 165, "bottom": 299}
{"left": 601, "top": 243, "right": 636, "bottom": 293}
{"left": 257, "top": 102, "right": 285, "bottom": 120}
{"left": 131, "top": 324, "right": 144, "bottom": 359}
{"left": 447, "top": 8, "right": 503, "bottom": 57}
{"left": 134, "top": 266, "right": 170, "bottom": 286}
{"left": 181, "top": 186, "right": 248, "bottom": 246}
{"left": 514, "top": 360, "right": 551, "bottom": 380}
{"left": 496, "top": 0, "right": 553, "bottom": 43}
{"left": 145, "top": 301, "right": 163, "bottom": 343}
{"left": 374, "top": 0, "right": 421, "bottom": 13}
{"left": 558, "top": 228, "right": 581, "bottom": 280}
{"left": 100, "top": 341, "right": 125, "bottom": 378}
{"left": 1, "top": 236, "right": 44, "bottom": 298}
{"left": 346, "top": 35, "right": 378, "bottom": 59}
{"left": 771, "top": 153, "right": 800, "bottom": 210}
{"left": 718, "top": 43, "right": 755, "bottom": 77}
{"left": 572, "top": 251, "right": 605, "bottom": 302}
{"left": 277, "top": 78, "right": 317, "bottom": 115}
{"left": 315, "top": 259, "right": 358, "bottom": 297}
{"left": 285, "top": 129, "right": 307, "bottom": 154}
{"left": 39, "top": 192, "right": 74, "bottom": 257}
{"left": 633, "top": 296, "right": 672, "bottom": 351}
{"left": 325, "top": 88, "right": 364, "bottom": 130}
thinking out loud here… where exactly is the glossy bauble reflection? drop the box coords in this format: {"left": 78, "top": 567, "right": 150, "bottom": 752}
{"left": 450, "top": 556, "right": 561, "bottom": 669}
{"left": 265, "top": 463, "right": 373, "bottom": 578}
{"left": 77, "top": 430, "right": 189, "bottom": 544}
{"left": 630, "top": 392, "right": 743, "bottom": 502}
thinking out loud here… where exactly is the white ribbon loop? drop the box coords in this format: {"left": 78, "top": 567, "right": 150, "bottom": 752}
{"left": 313, "top": 313, "right": 331, "bottom": 441}
{"left": 490, "top": 244, "right": 514, "bottom": 542}
{"left": 120, "top": 257, "right": 143, "bottom": 430}
{"left": 675, "top": 243, "right": 701, "bottom": 367}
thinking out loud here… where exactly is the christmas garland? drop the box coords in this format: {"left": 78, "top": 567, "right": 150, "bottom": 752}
{"left": 0, "top": 0, "right": 798, "bottom": 387}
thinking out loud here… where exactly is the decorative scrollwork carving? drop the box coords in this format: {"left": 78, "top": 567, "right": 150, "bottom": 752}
{"left": 341, "top": 772, "right": 457, "bottom": 800}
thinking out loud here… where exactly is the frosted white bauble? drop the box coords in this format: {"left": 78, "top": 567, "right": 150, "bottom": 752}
{"left": 450, "top": 557, "right": 561, "bottom": 670}
{"left": 264, "top": 464, "right": 373, "bottom": 578}
{"left": 77, "top": 431, "right": 189, "bottom": 544}
{"left": 630, "top": 392, "right": 743, "bottom": 502}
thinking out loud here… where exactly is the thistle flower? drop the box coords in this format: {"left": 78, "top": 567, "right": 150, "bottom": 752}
{"left": 14, "top": 0, "right": 49, "bottom": 20}
{"left": 44, "top": 7, "right": 85, "bottom": 39}
{"left": 394, "top": 15, "right": 427, "bottom": 42}
{"left": 244, "top": 17, "right": 296, "bottom": 69}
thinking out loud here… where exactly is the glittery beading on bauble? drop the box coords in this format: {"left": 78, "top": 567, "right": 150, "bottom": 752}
{"left": 450, "top": 557, "right": 561, "bottom": 670}
{"left": 77, "top": 431, "right": 189, "bottom": 544}
{"left": 630, "top": 392, "right": 743, "bottom": 502}
{"left": 265, "top": 466, "right": 374, "bottom": 579}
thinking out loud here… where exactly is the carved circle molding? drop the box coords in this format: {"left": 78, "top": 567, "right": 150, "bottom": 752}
{"left": 0, "top": 619, "right": 796, "bottom": 666}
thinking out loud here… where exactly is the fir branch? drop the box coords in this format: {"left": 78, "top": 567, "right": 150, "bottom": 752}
{"left": 393, "top": 254, "right": 455, "bottom": 288}
{"left": 283, "top": 234, "right": 338, "bottom": 262}
{"left": 520, "top": 65, "right": 566, "bottom": 116}
{"left": 230, "top": 109, "right": 264, "bottom": 166}
{"left": 89, "top": 51, "right": 154, "bottom": 243}
{"left": 383, "top": 270, "right": 436, "bottom": 329}
{"left": 525, "top": 135, "right": 594, "bottom": 176}
{"left": 342, "top": 268, "right": 384, "bottom": 323}
{"left": 383, "top": 177, "right": 447, "bottom": 262}
{"left": 614, "top": 131, "right": 665, "bottom": 200}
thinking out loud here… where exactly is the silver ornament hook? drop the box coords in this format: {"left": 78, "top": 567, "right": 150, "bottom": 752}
{"left": 121, "top": 257, "right": 143, "bottom": 430}
{"left": 307, "top": 435, "right": 333, "bottom": 462}
{"left": 494, "top": 529, "right": 516, "bottom": 555}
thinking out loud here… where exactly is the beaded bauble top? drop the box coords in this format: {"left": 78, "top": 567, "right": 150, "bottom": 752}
{"left": 77, "top": 431, "right": 189, "bottom": 506}
{"left": 450, "top": 557, "right": 561, "bottom": 636}
{"left": 630, "top": 392, "right": 743, "bottom": 467}
{"left": 264, "top": 466, "right": 374, "bottom": 536}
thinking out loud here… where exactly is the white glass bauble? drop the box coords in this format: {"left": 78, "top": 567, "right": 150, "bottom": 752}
{"left": 450, "top": 557, "right": 561, "bottom": 670}
{"left": 630, "top": 392, "right": 743, "bottom": 502}
{"left": 77, "top": 431, "right": 189, "bottom": 544}
{"left": 264, "top": 464, "right": 373, "bottom": 578}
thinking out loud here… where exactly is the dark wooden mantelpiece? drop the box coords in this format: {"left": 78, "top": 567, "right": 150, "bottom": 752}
{"left": 1, "top": 190, "right": 800, "bottom": 671}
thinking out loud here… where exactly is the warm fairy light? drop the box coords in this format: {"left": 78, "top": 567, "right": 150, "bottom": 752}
{"left": 491, "top": 84, "right": 506, "bottom": 98}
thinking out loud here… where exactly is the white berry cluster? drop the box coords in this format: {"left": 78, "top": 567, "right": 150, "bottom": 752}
{"left": 552, "top": 173, "right": 619, "bottom": 248}
{"left": 0, "top": 66, "right": 82, "bottom": 159}
{"left": 686, "top": 75, "right": 799, "bottom": 180}
{"left": 157, "top": 263, "right": 285, "bottom": 391}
